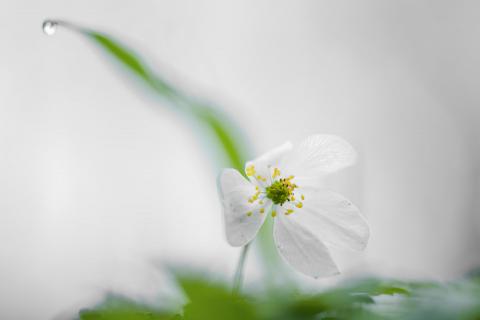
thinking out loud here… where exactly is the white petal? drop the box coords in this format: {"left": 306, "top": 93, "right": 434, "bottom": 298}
{"left": 217, "top": 169, "right": 268, "bottom": 246}
{"left": 282, "top": 135, "right": 357, "bottom": 178}
{"left": 245, "top": 141, "right": 293, "bottom": 187}
{"left": 292, "top": 189, "right": 369, "bottom": 251}
{"left": 273, "top": 212, "right": 339, "bottom": 278}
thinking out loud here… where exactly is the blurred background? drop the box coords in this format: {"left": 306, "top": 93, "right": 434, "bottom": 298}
{"left": 1, "top": 0, "right": 480, "bottom": 318}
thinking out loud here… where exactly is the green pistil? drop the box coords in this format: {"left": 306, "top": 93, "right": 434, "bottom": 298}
{"left": 266, "top": 180, "right": 291, "bottom": 205}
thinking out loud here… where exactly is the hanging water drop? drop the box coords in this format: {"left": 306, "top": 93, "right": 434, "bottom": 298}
{"left": 42, "top": 20, "right": 57, "bottom": 36}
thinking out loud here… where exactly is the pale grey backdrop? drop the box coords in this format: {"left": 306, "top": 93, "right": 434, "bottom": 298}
{"left": 1, "top": 1, "right": 480, "bottom": 319}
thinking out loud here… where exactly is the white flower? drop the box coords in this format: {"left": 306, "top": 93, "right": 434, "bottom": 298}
{"left": 217, "top": 134, "right": 370, "bottom": 278}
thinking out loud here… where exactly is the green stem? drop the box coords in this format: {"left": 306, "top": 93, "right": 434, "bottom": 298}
{"left": 232, "top": 244, "right": 250, "bottom": 294}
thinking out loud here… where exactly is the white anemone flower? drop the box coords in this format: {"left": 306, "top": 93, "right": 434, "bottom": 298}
{"left": 217, "top": 134, "right": 370, "bottom": 278}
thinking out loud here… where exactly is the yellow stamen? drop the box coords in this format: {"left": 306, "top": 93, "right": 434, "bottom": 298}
{"left": 246, "top": 211, "right": 253, "bottom": 217}
{"left": 301, "top": 194, "right": 305, "bottom": 200}
{"left": 271, "top": 210, "right": 277, "bottom": 217}
{"left": 296, "top": 202, "right": 303, "bottom": 208}
{"left": 260, "top": 208, "right": 265, "bottom": 214}
{"left": 247, "top": 189, "right": 262, "bottom": 203}
{"left": 272, "top": 167, "right": 281, "bottom": 178}
{"left": 285, "top": 209, "right": 294, "bottom": 215}
{"left": 255, "top": 175, "right": 267, "bottom": 182}
{"left": 246, "top": 165, "right": 256, "bottom": 177}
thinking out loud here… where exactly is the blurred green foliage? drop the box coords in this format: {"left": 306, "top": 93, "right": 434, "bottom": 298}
{"left": 78, "top": 273, "right": 480, "bottom": 320}
{"left": 178, "top": 277, "right": 257, "bottom": 320}
{"left": 78, "top": 295, "right": 173, "bottom": 320}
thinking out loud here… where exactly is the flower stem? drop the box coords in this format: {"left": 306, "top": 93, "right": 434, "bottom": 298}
{"left": 232, "top": 244, "right": 250, "bottom": 294}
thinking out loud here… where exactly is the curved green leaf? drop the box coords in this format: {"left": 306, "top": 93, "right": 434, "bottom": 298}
{"left": 87, "top": 31, "right": 248, "bottom": 171}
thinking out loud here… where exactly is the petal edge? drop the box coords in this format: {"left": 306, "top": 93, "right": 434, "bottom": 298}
{"left": 273, "top": 213, "right": 340, "bottom": 278}
{"left": 218, "top": 169, "right": 267, "bottom": 246}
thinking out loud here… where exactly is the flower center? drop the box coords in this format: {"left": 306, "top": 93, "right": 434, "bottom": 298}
{"left": 265, "top": 177, "right": 297, "bottom": 205}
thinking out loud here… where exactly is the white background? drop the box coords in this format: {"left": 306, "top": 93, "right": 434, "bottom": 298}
{"left": 1, "top": 1, "right": 480, "bottom": 319}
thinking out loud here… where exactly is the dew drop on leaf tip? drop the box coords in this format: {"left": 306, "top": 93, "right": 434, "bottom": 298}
{"left": 42, "top": 20, "right": 57, "bottom": 36}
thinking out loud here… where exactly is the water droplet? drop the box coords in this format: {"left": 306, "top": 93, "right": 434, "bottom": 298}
{"left": 42, "top": 20, "right": 57, "bottom": 36}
